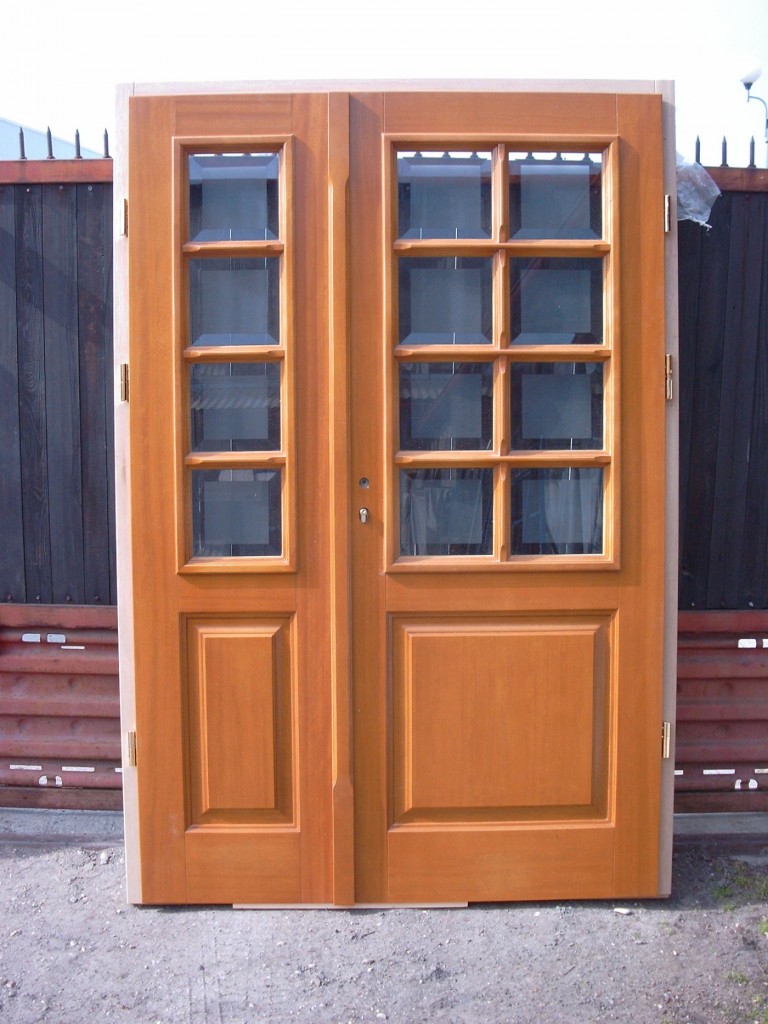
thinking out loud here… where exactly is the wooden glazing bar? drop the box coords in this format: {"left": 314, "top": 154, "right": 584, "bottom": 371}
{"left": 395, "top": 345, "right": 610, "bottom": 362}
{"left": 393, "top": 239, "right": 610, "bottom": 257}
{"left": 184, "top": 451, "right": 286, "bottom": 469}
{"left": 182, "top": 240, "right": 284, "bottom": 257}
{"left": 394, "top": 451, "right": 610, "bottom": 467}
{"left": 183, "top": 345, "right": 284, "bottom": 362}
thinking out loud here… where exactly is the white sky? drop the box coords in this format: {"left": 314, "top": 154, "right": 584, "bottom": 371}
{"left": 3, "top": 0, "right": 768, "bottom": 166}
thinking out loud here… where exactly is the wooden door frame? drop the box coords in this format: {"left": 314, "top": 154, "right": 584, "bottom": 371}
{"left": 114, "top": 80, "right": 677, "bottom": 904}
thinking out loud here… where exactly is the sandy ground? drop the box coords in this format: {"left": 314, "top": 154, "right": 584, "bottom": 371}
{"left": 0, "top": 813, "right": 766, "bottom": 1024}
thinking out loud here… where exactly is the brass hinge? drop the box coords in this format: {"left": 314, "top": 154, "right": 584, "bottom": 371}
{"left": 126, "top": 730, "right": 137, "bottom": 768}
{"left": 665, "top": 354, "right": 673, "bottom": 401}
{"left": 122, "top": 197, "right": 128, "bottom": 237}
{"left": 119, "top": 363, "right": 129, "bottom": 402}
{"left": 661, "top": 721, "right": 672, "bottom": 760}
{"left": 664, "top": 194, "right": 671, "bottom": 233}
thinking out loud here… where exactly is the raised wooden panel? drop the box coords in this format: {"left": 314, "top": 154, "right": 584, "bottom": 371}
{"left": 391, "top": 616, "right": 611, "bottom": 823}
{"left": 185, "top": 617, "right": 294, "bottom": 824}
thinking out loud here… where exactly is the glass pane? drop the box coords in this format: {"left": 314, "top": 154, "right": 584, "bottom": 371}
{"left": 397, "top": 151, "right": 492, "bottom": 239}
{"left": 190, "top": 363, "right": 280, "bottom": 452}
{"left": 399, "top": 258, "right": 492, "bottom": 345}
{"left": 189, "top": 258, "right": 279, "bottom": 346}
{"left": 511, "top": 468, "right": 603, "bottom": 555}
{"left": 400, "top": 469, "right": 492, "bottom": 555}
{"left": 191, "top": 469, "right": 281, "bottom": 557}
{"left": 400, "top": 362, "right": 492, "bottom": 451}
{"left": 508, "top": 152, "right": 602, "bottom": 239}
{"left": 511, "top": 363, "right": 603, "bottom": 450}
{"left": 188, "top": 153, "right": 279, "bottom": 242}
{"left": 510, "top": 258, "right": 602, "bottom": 345}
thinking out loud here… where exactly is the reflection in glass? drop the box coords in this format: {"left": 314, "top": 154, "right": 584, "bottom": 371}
{"left": 397, "top": 151, "right": 492, "bottom": 239}
{"left": 400, "top": 363, "right": 492, "bottom": 451}
{"left": 511, "top": 363, "right": 603, "bottom": 450}
{"left": 191, "top": 469, "right": 281, "bottom": 557}
{"left": 510, "top": 258, "right": 602, "bottom": 345}
{"left": 511, "top": 468, "right": 603, "bottom": 555}
{"left": 400, "top": 469, "right": 492, "bottom": 555}
{"left": 188, "top": 153, "right": 279, "bottom": 242}
{"left": 190, "top": 363, "right": 280, "bottom": 452}
{"left": 189, "top": 258, "right": 279, "bottom": 346}
{"left": 509, "top": 152, "right": 602, "bottom": 239}
{"left": 399, "top": 258, "right": 492, "bottom": 345}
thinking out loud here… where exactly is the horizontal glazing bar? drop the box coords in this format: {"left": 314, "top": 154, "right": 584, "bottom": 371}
{"left": 395, "top": 451, "right": 610, "bottom": 467}
{"left": 184, "top": 346, "right": 285, "bottom": 362}
{"left": 395, "top": 345, "right": 610, "bottom": 362}
{"left": 183, "top": 240, "right": 284, "bottom": 257}
{"left": 394, "top": 240, "right": 610, "bottom": 257}
{"left": 185, "top": 452, "right": 286, "bottom": 469}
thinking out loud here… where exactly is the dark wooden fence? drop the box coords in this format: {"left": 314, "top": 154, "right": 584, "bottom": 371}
{"left": 676, "top": 165, "right": 768, "bottom": 812}
{"left": 678, "top": 184, "right": 768, "bottom": 611}
{"left": 0, "top": 159, "right": 116, "bottom": 809}
{"left": 0, "top": 167, "right": 114, "bottom": 606}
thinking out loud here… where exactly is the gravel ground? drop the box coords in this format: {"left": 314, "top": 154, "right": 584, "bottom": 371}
{"left": 0, "top": 820, "right": 766, "bottom": 1024}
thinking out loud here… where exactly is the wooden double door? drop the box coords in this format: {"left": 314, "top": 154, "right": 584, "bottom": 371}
{"left": 124, "top": 87, "right": 669, "bottom": 904}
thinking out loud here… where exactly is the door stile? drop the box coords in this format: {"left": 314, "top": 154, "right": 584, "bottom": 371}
{"left": 350, "top": 93, "right": 389, "bottom": 903}
{"left": 291, "top": 93, "right": 336, "bottom": 901}
{"left": 611, "top": 94, "right": 666, "bottom": 893}
{"left": 128, "top": 96, "right": 188, "bottom": 902}
{"left": 327, "top": 91, "right": 355, "bottom": 906}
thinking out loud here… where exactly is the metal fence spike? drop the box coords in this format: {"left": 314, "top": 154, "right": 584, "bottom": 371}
{"left": 75, "top": 130, "right": 82, "bottom": 159}
{"left": 103, "top": 129, "right": 110, "bottom": 159}
{"left": 748, "top": 137, "right": 756, "bottom": 169}
{"left": 720, "top": 136, "right": 728, "bottom": 168}
{"left": 695, "top": 136, "right": 701, "bottom": 164}
{"left": 46, "top": 127, "right": 54, "bottom": 160}
{"left": 18, "top": 127, "right": 26, "bottom": 160}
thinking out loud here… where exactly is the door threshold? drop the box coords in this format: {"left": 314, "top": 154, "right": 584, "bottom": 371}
{"left": 233, "top": 902, "right": 469, "bottom": 910}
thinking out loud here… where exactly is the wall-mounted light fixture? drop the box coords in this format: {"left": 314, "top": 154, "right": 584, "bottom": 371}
{"left": 741, "top": 67, "right": 768, "bottom": 162}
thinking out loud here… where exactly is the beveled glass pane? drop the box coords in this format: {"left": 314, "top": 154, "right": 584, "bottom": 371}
{"left": 400, "top": 469, "right": 492, "bottom": 555}
{"left": 188, "top": 153, "right": 279, "bottom": 243}
{"left": 191, "top": 469, "right": 281, "bottom": 557}
{"left": 508, "top": 152, "right": 602, "bottom": 239}
{"left": 189, "top": 258, "right": 279, "bottom": 346}
{"left": 511, "top": 468, "right": 603, "bottom": 555}
{"left": 399, "top": 258, "right": 492, "bottom": 345}
{"left": 400, "top": 362, "right": 493, "bottom": 451}
{"left": 510, "top": 258, "right": 602, "bottom": 345}
{"left": 190, "top": 363, "right": 280, "bottom": 452}
{"left": 511, "top": 363, "right": 603, "bottom": 450}
{"left": 397, "top": 151, "right": 492, "bottom": 239}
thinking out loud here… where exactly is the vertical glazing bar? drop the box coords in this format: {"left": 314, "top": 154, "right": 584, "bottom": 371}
{"left": 492, "top": 143, "right": 508, "bottom": 243}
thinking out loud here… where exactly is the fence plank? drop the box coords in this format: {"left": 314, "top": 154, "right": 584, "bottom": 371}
{"left": 740, "top": 194, "right": 768, "bottom": 608}
{"left": 42, "top": 184, "right": 85, "bottom": 604}
{"left": 0, "top": 186, "right": 25, "bottom": 602}
{"left": 707, "top": 194, "right": 764, "bottom": 607}
{"left": 678, "top": 193, "right": 730, "bottom": 608}
{"left": 676, "top": 218, "right": 701, "bottom": 569}
{"left": 77, "top": 183, "right": 114, "bottom": 605}
{"left": 15, "top": 186, "right": 51, "bottom": 603}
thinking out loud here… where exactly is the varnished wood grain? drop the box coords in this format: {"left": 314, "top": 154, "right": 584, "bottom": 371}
{"left": 352, "top": 90, "right": 668, "bottom": 902}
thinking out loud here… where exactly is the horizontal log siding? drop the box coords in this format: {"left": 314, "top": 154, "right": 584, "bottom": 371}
{"left": 0, "top": 605, "right": 121, "bottom": 810}
{"left": 675, "top": 611, "right": 768, "bottom": 812}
